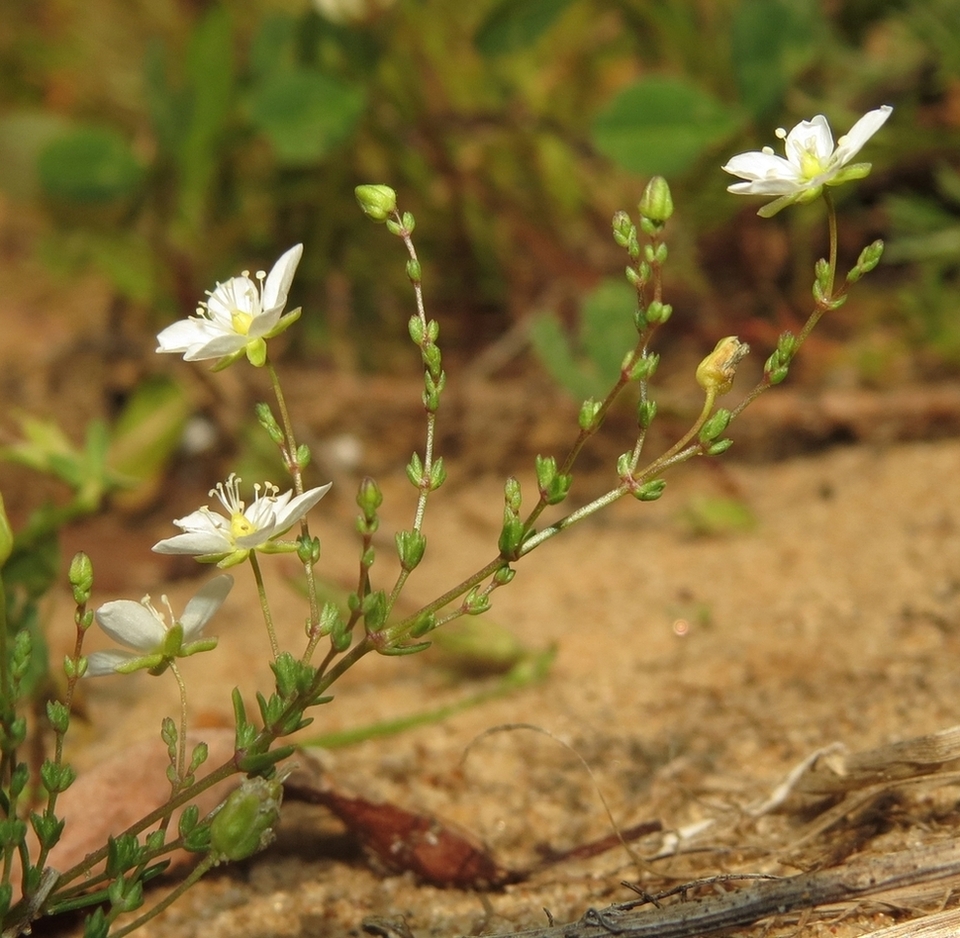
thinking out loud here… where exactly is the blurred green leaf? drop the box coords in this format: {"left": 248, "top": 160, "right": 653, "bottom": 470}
{"left": 3, "top": 569, "right": 53, "bottom": 698}
{"left": 581, "top": 279, "right": 639, "bottom": 382}
{"left": 678, "top": 495, "right": 756, "bottom": 537}
{"left": 0, "top": 111, "right": 72, "bottom": 200}
{"left": 108, "top": 377, "right": 192, "bottom": 511}
{"left": 530, "top": 277, "right": 638, "bottom": 399}
{"left": 87, "top": 234, "right": 157, "bottom": 304}
{"left": 250, "top": 13, "right": 298, "bottom": 77}
{"left": 306, "top": 12, "right": 382, "bottom": 75}
{"left": 731, "top": 0, "right": 818, "bottom": 120}
{"left": 249, "top": 68, "right": 365, "bottom": 166}
{"left": 475, "top": 0, "right": 575, "bottom": 57}
{"left": 430, "top": 617, "right": 527, "bottom": 676}
{"left": 37, "top": 127, "right": 143, "bottom": 203}
{"left": 143, "top": 39, "right": 185, "bottom": 159}
{"left": 178, "top": 5, "right": 235, "bottom": 232}
{"left": 530, "top": 314, "right": 596, "bottom": 401}
{"left": 592, "top": 76, "right": 739, "bottom": 178}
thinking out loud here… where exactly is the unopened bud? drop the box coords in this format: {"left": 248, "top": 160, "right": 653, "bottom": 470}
{"left": 68, "top": 552, "right": 94, "bottom": 605}
{"left": 210, "top": 775, "right": 284, "bottom": 862}
{"left": 355, "top": 184, "right": 397, "bottom": 222}
{"left": 638, "top": 176, "right": 673, "bottom": 223}
{"left": 696, "top": 336, "right": 750, "bottom": 396}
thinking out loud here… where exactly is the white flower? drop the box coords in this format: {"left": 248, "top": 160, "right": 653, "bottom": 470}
{"left": 722, "top": 105, "right": 892, "bottom": 217}
{"left": 156, "top": 244, "right": 303, "bottom": 366}
{"left": 152, "top": 473, "right": 332, "bottom": 567}
{"left": 86, "top": 575, "right": 233, "bottom": 676}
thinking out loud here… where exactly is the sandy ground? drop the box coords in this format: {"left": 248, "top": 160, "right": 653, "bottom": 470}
{"left": 6, "top": 214, "right": 960, "bottom": 937}
{"left": 35, "top": 423, "right": 960, "bottom": 938}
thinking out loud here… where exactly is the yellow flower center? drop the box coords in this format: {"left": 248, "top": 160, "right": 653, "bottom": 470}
{"left": 231, "top": 310, "right": 254, "bottom": 335}
{"left": 798, "top": 146, "right": 825, "bottom": 181}
{"left": 230, "top": 512, "right": 256, "bottom": 539}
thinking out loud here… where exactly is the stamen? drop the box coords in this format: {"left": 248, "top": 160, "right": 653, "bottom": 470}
{"left": 210, "top": 474, "right": 245, "bottom": 513}
{"left": 140, "top": 594, "right": 166, "bottom": 625}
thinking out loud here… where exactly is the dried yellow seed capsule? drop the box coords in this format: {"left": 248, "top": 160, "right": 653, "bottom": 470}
{"left": 696, "top": 336, "right": 750, "bottom": 396}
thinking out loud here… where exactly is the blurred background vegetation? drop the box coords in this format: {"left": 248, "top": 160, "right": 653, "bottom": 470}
{"left": 0, "top": 0, "right": 958, "bottom": 623}
{"left": 1, "top": 0, "right": 959, "bottom": 456}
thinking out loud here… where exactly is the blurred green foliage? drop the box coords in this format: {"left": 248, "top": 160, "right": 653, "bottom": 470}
{"left": 530, "top": 277, "right": 637, "bottom": 399}
{"left": 0, "top": 0, "right": 958, "bottom": 373}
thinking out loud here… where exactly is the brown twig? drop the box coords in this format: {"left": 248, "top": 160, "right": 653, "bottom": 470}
{"left": 474, "top": 840, "right": 960, "bottom": 938}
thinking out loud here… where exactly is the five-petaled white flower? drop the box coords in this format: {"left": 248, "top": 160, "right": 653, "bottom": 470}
{"left": 156, "top": 244, "right": 303, "bottom": 367}
{"left": 86, "top": 575, "right": 234, "bottom": 676}
{"left": 722, "top": 105, "right": 892, "bottom": 217}
{"left": 152, "top": 474, "right": 332, "bottom": 568}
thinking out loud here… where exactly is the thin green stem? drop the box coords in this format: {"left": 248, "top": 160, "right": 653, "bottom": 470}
{"left": 266, "top": 360, "right": 302, "bottom": 494}
{"left": 108, "top": 853, "right": 218, "bottom": 938}
{"left": 824, "top": 189, "right": 837, "bottom": 298}
{"left": 796, "top": 191, "right": 839, "bottom": 350}
{"left": 266, "top": 358, "right": 321, "bottom": 649}
{"left": 386, "top": 557, "right": 505, "bottom": 643}
{"left": 52, "top": 759, "right": 237, "bottom": 892}
{"left": 34, "top": 607, "right": 88, "bottom": 876}
{"left": 248, "top": 553, "right": 279, "bottom": 659}
{"left": 519, "top": 485, "right": 629, "bottom": 555}
{"left": 522, "top": 340, "right": 657, "bottom": 536}
{"left": 169, "top": 662, "right": 188, "bottom": 784}
{"left": 388, "top": 219, "right": 438, "bottom": 613}
{"left": 642, "top": 388, "right": 716, "bottom": 479}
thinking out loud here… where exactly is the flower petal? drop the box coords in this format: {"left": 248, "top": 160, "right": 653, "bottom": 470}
{"left": 179, "top": 574, "right": 234, "bottom": 640}
{"left": 85, "top": 649, "right": 140, "bottom": 676}
{"left": 261, "top": 244, "right": 303, "bottom": 314}
{"left": 95, "top": 600, "right": 166, "bottom": 652}
{"left": 831, "top": 105, "right": 892, "bottom": 168}
{"left": 273, "top": 483, "right": 332, "bottom": 532}
{"left": 156, "top": 318, "right": 225, "bottom": 355}
{"left": 207, "top": 275, "right": 260, "bottom": 319}
{"left": 784, "top": 115, "right": 833, "bottom": 167}
{"left": 153, "top": 527, "right": 233, "bottom": 555}
{"left": 722, "top": 152, "right": 805, "bottom": 195}
{"left": 181, "top": 333, "right": 251, "bottom": 362}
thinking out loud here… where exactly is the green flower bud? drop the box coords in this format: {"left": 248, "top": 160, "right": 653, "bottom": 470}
{"left": 428, "top": 458, "right": 447, "bottom": 491}
{"left": 638, "top": 176, "right": 674, "bottom": 223}
{"left": 255, "top": 403, "right": 284, "bottom": 446}
{"left": 696, "top": 337, "right": 750, "bottom": 396}
{"left": 68, "top": 552, "right": 94, "bottom": 605}
{"left": 848, "top": 239, "right": 884, "bottom": 283}
{"left": 637, "top": 398, "right": 657, "bottom": 429}
{"left": 503, "top": 477, "right": 522, "bottom": 513}
{"left": 355, "top": 184, "right": 397, "bottom": 221}
{"left": 699, "top": 408, "right": 731, "bottom": 443}
{"left": 579, "top": 398, "right": 602, "bottom": 431}
{"left": 706, "top": 438, "right": 734, "bottom": 456}
{"left": 634, "top": 478, "right": 666, "bottom": 501}
{"left": 462, "top": 587, "right": 491, "bottom": 616}
{"left": 356, "top": 476, "right": 383, "bottom": 521}
{"left": 498, "top": 516, "right": 525, "bottom": 557}
{"left": 395, "top": 529, "right": 427, "bottom": 571}
{"left": 210, "top": 775, "right": 284, "bottom": 862}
